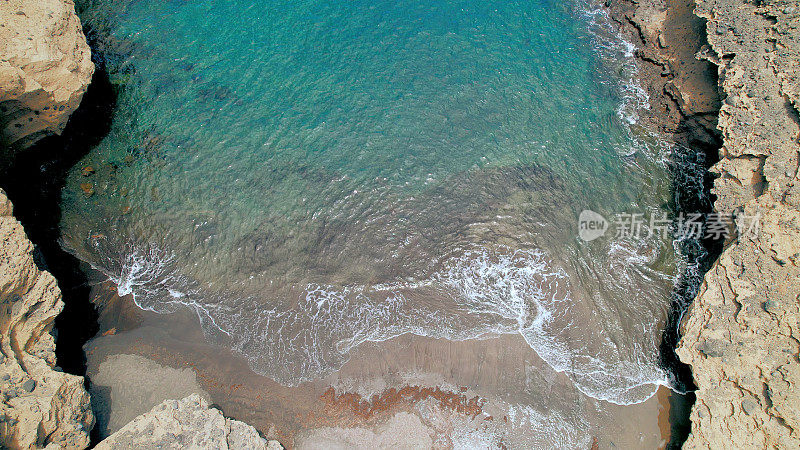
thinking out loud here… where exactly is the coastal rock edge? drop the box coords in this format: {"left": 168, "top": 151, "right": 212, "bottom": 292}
{"left": 0, "top": 189, "right": 94, "bottom": 449}
{"left": 0, "top": 0, "right": 94, "bottom": 151}
{"left": 676, "top": 0, "right": 800, "bottom": 447}
{"left": 95, "top": 394, "right": 283, "bottom": 450}
{"left": 0, "top": 1, "right": 284, "bottom": 448}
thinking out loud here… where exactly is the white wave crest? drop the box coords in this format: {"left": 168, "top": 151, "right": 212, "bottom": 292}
{"left": 97, "top": 240, "right": 669, "bottom": 405}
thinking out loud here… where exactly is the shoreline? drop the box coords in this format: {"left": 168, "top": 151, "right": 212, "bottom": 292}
{"left": 602, "top": 0, "right": 724, "bottom": 446}
{"left": 81, "top": 289, "right": 674, "bottom": 447}
{"left": 4, "top": 0, "right": 720, "bottom": 441}
{"left": 7, "top": 0, "right": 798, "bottom": 448}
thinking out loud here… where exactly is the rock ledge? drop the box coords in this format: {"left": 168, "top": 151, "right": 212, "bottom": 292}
{"left": 0, "top": 0, "right": 94, "bottom": 151}
{"left": 96, "top": 394, "right": 283, "bottom": 450}
{"left": 0, "top": 189, "right": 94, "bottom": 449}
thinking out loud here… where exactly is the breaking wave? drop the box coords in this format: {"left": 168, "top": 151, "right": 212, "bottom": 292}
{"left": 80, "top": 235, "right": 670, "bottom": 405}
{"left": 580, "top": 1, "right": 651, "bottom": 125}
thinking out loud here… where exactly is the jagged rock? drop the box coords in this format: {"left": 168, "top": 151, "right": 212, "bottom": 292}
{"left": 0, "top": 0, "right": 94, "bottom": 151}
{"left": 0, "top": 3, "right": 283, "bottom": 449}
{"left": 0, "top": 189, "right": 94, "bottom": 449}
{"left": 95, "top": 394, "right": 283, "bottom": 450}
{"left": 606, "top": 0, "right": 722, "bottom": 147}
{"left": 676, "top": 0, "right": 800, "bottom": 448}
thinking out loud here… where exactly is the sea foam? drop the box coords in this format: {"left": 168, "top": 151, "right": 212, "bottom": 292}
{"left": 91, "top": 237, "right": 670, "bottom": 405}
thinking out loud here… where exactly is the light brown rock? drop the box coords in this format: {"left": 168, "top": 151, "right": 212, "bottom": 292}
{"left": 676, "top": 0, "right": 800, "bottom": 447}
{"left": 628, "top": 0, "right": 721, "bottom": 117}
{"left": 96, "top": 394, "right": 283, "bottom": 450}
{"left": 0, "top": 189, "right": 94, "bottom": 449}
{"left": 0, "top": 0, "right": 94, "bottom": 150}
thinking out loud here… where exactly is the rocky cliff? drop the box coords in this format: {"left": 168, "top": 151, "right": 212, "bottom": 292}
{"left": 95, "top": 394, "right": 283, "bottom": 449}
{"left": 0, "top": 0, "right": 94, "bottom": 152}
{"left": 0, "top": 0, "right": 96, "bottom": 446}
{"left": 0, "top": 189, "right": 94, "bottom": 449}
{"left": 0, "top": 2, "right": 285, "bottom": 449}
{"left": 676, "top": 0, "right": 800, "bottom": 447}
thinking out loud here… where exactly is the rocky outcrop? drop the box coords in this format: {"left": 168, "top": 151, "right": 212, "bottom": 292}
{"left": 607, "top": 0, "right": 722, "bottom": 148}
{"left": 96, "top": 394, "right": 283, "bottom": 450}
{"left": 676, "top": 0, "right": 800, "bottom": 448}
{"left": 0, "top": 2, "right": 96, "bottom": 448}
{"left": 0, "top": 3, "right": 284, "bottom": 448}
{"left": 0, "top": 0, "right": 94, "bottom": 152}
{"left": 0, "top": 189, "right": 94, "bottom": 449}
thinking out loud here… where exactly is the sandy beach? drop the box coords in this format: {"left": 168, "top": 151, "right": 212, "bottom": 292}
{"left": 85, "top": 283, "right": 675, "bottom": 448}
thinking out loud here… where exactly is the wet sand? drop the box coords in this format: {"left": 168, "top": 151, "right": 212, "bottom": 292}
{"left": 85, "top": 283, "right": 675, "bottom": 448}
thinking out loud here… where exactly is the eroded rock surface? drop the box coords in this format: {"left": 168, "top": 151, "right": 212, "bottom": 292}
{"left": 0, "top": 0, "right": 94, "bottom": 151}
{"left": 96, "top": 394, "right": 283, "bottom": 450}
{"left": 676, "top": 0, "right": 800, "bottom": 447}
{"left": 607, "top": 0, "right": 722, "bottom": 147}
{"left": 0, "top": 189, "right": 93, "bottom": 449}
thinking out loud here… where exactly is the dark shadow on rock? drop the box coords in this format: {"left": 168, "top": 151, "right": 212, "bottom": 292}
{"left": 660, "top": 113, "right": 723, "bottom": 448}
{"left": 89, "top": 383, "right": 113, "bottom": 442}
{"left": 0, "top": 63, "right": 116, "bottom": 376}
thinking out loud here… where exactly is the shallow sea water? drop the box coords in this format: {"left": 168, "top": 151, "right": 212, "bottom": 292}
{"left": 68, "top": 0, "right": 681, "bottom": 416}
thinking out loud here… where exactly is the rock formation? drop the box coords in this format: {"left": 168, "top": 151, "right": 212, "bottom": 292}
{"left": 607, "top": 0, "right": 722, "bottom": 148}
{"left": 95, "top": 394, "right": 283, "bottom": 450}
{"left": 0, "top": 189, "right": 94, "bottom": 449}
{"left": 676, "top": 0, "right": 800, "bottom": 447}
{"left": 0, "top": 0, "right": 96, "bottom": 445}
{"left": 2, "top": 0, "right": 797, "bottom": 447}
{"left": 0, "top": 2, "right": 285, "bottom": 448}
{"left": 0, "top": 0, "right": 94, "bottom": 152}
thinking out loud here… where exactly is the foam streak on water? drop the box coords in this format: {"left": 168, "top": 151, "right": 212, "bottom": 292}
{"left": 579, "top": 1, "right": 651, "bottom": 125}
{"left": 84, "top": 234, "right": 670, "bottom": 405}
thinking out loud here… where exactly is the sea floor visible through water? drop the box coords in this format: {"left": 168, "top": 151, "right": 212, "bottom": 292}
{"left": 60, "top": 0, "right": 711, "bottom": 447}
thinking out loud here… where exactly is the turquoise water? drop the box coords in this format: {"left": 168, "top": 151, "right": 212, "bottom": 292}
{"left": 69, "top": 0, "right": 677, "bottom": 405}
